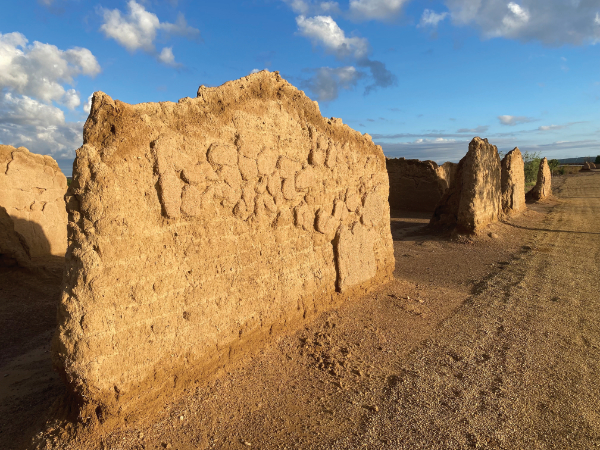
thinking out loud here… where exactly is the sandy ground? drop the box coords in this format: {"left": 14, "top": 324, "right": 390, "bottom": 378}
{"left": 1, "top": 172, "right": 599, "bottom": 449}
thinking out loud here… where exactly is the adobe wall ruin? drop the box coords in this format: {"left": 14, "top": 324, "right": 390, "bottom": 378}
{"left": 581, "top": 161, "right": 596, "bottom": 171}
{"left": 501, "top": 147, "right": 526, "bottom": 215}
{"left": 0, "top": 206, "right": 31, "bottom": 268}
{"left": 530, "top": 157, "right": 552, "bottom": 200}
{"left": 386, "top": 158, "right": 457, "bottom": 212}
{"left": 53, "top": 71, "right": 395, "bottom": 416}
{"left": 0, "top": 145, "right": 68, "bottom": 257}
{"left": 430, "top": 137, "right": 501, "bottom": 233}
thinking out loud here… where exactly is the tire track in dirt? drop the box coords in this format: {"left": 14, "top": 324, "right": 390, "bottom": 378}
{"left": 347, "top": 173, "right": 600, "bottom": 449}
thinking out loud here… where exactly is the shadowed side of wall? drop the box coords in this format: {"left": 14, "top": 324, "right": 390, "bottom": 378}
{"left": 386, "top": 158, "right": 457, "bottom": 212}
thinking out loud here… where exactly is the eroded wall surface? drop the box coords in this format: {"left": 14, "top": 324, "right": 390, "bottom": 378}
{"left": 501, "top": 147, "right": 526, "bottom": 215}
{"left": 386, "top": 158, "right": 456, "bottom": 212}
{"left": 430, "top": 137, "right": 501, "bottom": 233}
{"left": 53, "top": 71, "right": 395, "bottom": 415}
{"left": 0, "top": 146, "right": 68, "bottom": 257}
{"left": 531, "top": 157, "right": 552, "bottom": 200}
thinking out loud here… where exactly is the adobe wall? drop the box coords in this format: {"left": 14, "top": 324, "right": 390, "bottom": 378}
{"left": 430, "top": 137, "right": 502, "bottom": 233}
{"left": 0, "top": 205, "right": 32, "bottom": 268}
{"left": 386, "top": 158, "right": 457, "bottom": 212}
{"left": 0, "top": 145, "right": 68, "bottom": 257}
{"left": 53, "top": 71, "right": 395, "bottom": 417}
{"left": 501, "top": 147, "right": 526, "bottom": 215}
{"left": 530, "top": 157, "right": 552, "bottom": 200}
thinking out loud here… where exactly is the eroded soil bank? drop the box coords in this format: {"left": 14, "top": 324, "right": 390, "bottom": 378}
{"left": 2, "top": 172, "right": 599, "bottom": 449}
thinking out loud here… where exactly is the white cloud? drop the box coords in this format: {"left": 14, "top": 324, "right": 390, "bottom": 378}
{"left": 100, "top": 1, "right": 199, "bottom": 64}
{"left": 0, "top": 92, "right": 83, "bottom": 159}
{"left": 157, "top": 47, "right": 180, "bottom": 67}
{"left": 348, "top": 0, "right": 410, "bottom": 21}
{"left": 0, "top": 32, "right": 100, "bottom": 109}
{"left": 446, "top": 0, "right": 600, "bottom": 45}
{"left": 419, "top": 9, "right": 449, "bottom": 28}
{"left": 83, "top": 93, "right": 93, "bottom": 114}
{"left": 302, "top": 66, "right": 363, "bottom": 101}
{"left": 296, "top": 15, "right": 369, "bottom": 59}
{"left": 284, "top": 0, "right": 341, "bottom": 15}
{"left": 498, "top": 115, "right": 536, "bottom": 126}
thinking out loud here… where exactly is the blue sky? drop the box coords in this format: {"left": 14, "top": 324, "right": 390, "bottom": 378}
{"left": 1, "top": 0, "right": 599, "bottom": 175}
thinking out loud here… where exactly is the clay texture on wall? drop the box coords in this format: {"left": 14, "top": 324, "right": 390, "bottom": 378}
{"left": 501, "top": 147, "right": 526, "bottom": 215}
{"left": 386, "top": 158, "right": 457, "bottom": 212}
{"left": 53, "top": 71, "right": 395, "bottom": 415}
{"left": 0, "top": 145, "right": 68, "bottom": 258}
{"left": 530, "top": 157, "right": 552, "bottom": 200}
{"left": 430, "top": 137, "right": 501, "bottom": 233}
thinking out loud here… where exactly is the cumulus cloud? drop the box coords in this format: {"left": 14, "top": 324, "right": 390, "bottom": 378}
{"left": 419, "top": 9, "right": 449, "bottom": 28}
{"left": 100, "top": 1, "right": 199, "bottom": 65}
{"left": 296, "top": 15, "right": 369, "bottom": 59}
{"left": 498, "top": 115, "right": 536, "bottom": 126}
{"left": 295, "top": 15, "right": 396, "bottom": 96}
{"left": 348, "top": 0, "right": 410, "bottom": 21}
{"left": 83, "top": 93, "right": 93, "bottom": 114}
{"left": 445, "top": 0, "right": 600, "bottom": 45}
{"left": 0, "top": 91, "right": 83, "bottom": 158}
{"left": 0, "top": 33, "right": 99, "bottom": 159}
{"left": 301, "top": 66, "right": 364, "bottom": 101}
{"left": 0, "top": 32, "right": 100, "bottom": 109}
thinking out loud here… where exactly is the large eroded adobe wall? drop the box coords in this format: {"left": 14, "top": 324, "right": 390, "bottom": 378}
{"left": 386, "top": 158, "right": 457, "bottom": 212}
{"left": 0, "top": 145, "right": 68, "bottom": 257}
{"left": 430, "top": 137, "right": 501, "bottom": 233}
{"left": 53, "top": 71, "right": 395, "bottom": 414}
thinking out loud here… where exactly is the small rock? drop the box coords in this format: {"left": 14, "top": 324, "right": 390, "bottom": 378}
{"left": 179, "top": 415, "right": 184, "bottom": 421}
{"left": 241, "top": 439, "right": 252, "bottom": 447}
{"left": 489, "top": 232, "right": 499, "bottom": 239}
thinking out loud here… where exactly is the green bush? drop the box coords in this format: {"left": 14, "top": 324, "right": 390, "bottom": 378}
{"left": 595, "top": 155, "right": 600, "bottom": 165}
{"left": 523, "top": 151, "right": 541, "bottom": 184}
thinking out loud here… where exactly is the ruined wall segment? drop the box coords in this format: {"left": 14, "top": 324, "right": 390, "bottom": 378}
{"left": 430, "top": 137, "right": 501, "bottom": 234}
{"left": 53, "top": 71, "right": 395, "bottom": 415}
{"left": 386, "top": 158, "right": 457, "bottom": 212}
{"left": 501, "top": 147, "right": 526, "bottom": 215}
{"left": 530, "top": 157, "right": 552, "bottom": 200}
{"left": 0, "top": 206, "right": 31, "bottom": 267}
{"left": 0, "top": 145, "right": 68, "bottom": 257}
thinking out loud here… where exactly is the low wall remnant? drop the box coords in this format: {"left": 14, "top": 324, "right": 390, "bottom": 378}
{"left": 386, "top": 158, "right": 457, "bottom": 212}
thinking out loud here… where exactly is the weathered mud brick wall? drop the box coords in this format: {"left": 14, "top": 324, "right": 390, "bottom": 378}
{"left": 53, "top": 71, "right": 395, "bottom": 416}
{"left": 0, "top": 206, "right": 32, "bottom": 267}
{"left": 501, "top": 147, "right": 526, "bottom": 215}
{"left": 0, "top": 145, "right": 68, "bottom": 257}
{"left": 386, "top": 158, "right": 457, "bottom": 212}
{"left": 530, "top": 157, "right": 552, "bottom": 200}
{"left": 430, "top": 137, "right": 501, "bottom": 233}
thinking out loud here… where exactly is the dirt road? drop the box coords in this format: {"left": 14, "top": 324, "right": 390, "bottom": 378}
{"left": 4, "top": 172, "right": 600, "bottom": 449}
